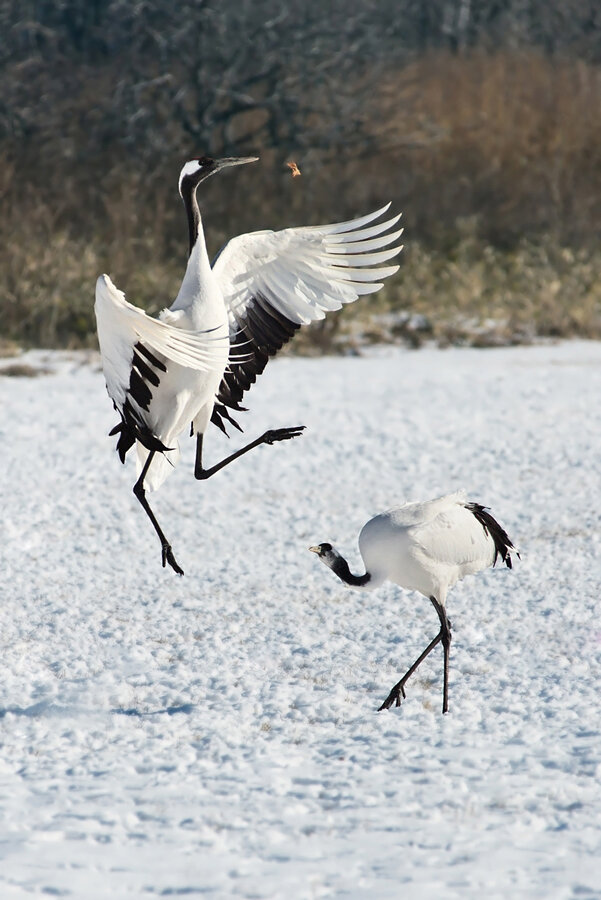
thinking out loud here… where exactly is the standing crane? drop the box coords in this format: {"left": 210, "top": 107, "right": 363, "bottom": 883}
{"left": 95, "top": 155, "right": 403, "bottom": 574}
{"left": 310, "top": 491, "right": 518, "bottom": 713}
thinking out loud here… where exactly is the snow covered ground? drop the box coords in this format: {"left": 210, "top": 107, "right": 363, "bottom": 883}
{"left": 1, "top": 341, "right": 601, "bottom": 899}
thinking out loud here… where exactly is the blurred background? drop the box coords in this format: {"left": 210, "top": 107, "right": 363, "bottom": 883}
{"left": 1, "top": 0, "right": 601, "bottom": 351}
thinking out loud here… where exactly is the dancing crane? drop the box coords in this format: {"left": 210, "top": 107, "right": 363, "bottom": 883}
{"left": 310, "top": 491, "right": 518, "bottom": 713}
{"left": 95, "top": 155, "right": 403, "bottom": 574}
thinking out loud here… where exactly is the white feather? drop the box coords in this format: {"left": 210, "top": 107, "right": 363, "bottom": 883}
{"left": 95, "top": 275, "right": 228, "bottom": 381}
{"left": 95, "top": 273, "right": 229, "bottom": 491}
{"left": 359, "top": 492, "right": 497, "bottom": 600}
{"left": 213, "top": 206, "right": 403, "bottom": 331}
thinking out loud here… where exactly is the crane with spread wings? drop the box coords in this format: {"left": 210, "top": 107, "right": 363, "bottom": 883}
{"left": 95, "top": 155, "right": 403, "bottom": 575}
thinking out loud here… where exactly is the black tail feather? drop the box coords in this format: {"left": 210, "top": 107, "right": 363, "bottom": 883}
{"left": 467, "top": 503, "right": 519, "bottom": 568}
{"left": 108, "top": 419, "right": 170, "bottom": 464}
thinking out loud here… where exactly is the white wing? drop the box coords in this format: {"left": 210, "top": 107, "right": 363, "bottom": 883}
{"left": 209, "top": 204, "right": 403, "bottom": 432}
{"left": 411, "top": 498, "right": 517, "bottom": 572}
{"left": 95, "top": 274, "right": 228, "bottom": 410}
{"left": 95, "top": 274, "right": 229, "bottom": 456}
{"left": 413, "top": 505, "right": 496, "bottom": 571}
{"left": 387, "top": 491, "right": 468, "bottom": 529}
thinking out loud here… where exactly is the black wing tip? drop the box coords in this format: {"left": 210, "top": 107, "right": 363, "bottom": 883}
{"left": 134, "top": 341, "right": 167, "bottom": 372}
{"left": 108, "top": 340, "right": 170, "bottom": 462}
{"left": 467, "top": 502, "right": 518, "bottom": 569}
{"left": 211, "top": 293, "right": 301, "bottom": 435}
{"left": 108, "top": 421, "right": 135, "bottom": 464}
{"left": 210, "top": 403, "right": 244, "bottom": 436}
{"left": 109, "top": 411, "right": 171, "bottom": 463}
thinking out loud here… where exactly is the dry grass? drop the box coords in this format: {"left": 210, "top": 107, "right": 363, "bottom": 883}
{"left": 2, "top": 209, "right": 601, "bottom": 354}
{"left": 2, "top": 49, "right": 601, "bottom": 350}
{"left": 291, "top": 234, "right": 601, "bottom": 354}
{"left": 0, "top": 363, "right": 51, "bottom": 377}
{"left": 368, "top": 49, "right": 601, "bottom": 244}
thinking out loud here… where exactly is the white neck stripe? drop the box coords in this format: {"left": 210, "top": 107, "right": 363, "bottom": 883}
{"left": 178, "top": 160, "right": 202, "bottom": 196}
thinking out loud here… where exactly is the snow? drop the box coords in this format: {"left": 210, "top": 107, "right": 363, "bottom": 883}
{"left": 1, "top": 341, "right": 601, "bottom": 899}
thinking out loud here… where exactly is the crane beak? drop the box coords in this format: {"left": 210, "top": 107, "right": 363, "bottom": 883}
{"left": 308, "top": 546, "right": 320, "bottom": 554}
{"left": 215, "top": 156, "right": 259, "bottom": 171}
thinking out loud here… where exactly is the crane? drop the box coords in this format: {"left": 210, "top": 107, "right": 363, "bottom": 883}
{"left": 95, "top": 155, "right": 403, "bottom": 574}
{"left": 310, "top": 491, "right": 518, "bottom": 713}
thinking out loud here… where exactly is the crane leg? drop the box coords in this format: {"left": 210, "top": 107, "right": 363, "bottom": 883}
{"left": 133, "top": 451, "right": 184, "bottom": 576}
{"left": 194, "top": 427, "right": 305, "bottom": 480}
{"left": 377, "top": 596, "right": 452, "bottom": 713}
{"left": 378, "top": 632, "right": 442, "bottom": 711}
{"left": 431, "top": 597, "right": 452, "bottom": 714}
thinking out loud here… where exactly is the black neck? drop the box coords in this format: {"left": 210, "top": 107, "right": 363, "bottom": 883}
{"left": 181, "top": 180, "right": 201, "bottom": 256}
{"left": 331, "top": 554, "right": 371, "bottom": 587}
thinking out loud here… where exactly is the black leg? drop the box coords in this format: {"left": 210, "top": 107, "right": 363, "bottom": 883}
{"left": 194, "top": 427, "right": 305, "bottom": 480}
{"left": 377, "top": 631, "right": 443, "bottom": 711}
{"left": 431, "top": 597, "right": 452, "bottom": 714}
{"left": 377, "top": 595, "right": 452, "bottom": 713}
{"left": 133, "top": 451, "right": 184, "bottom": 576}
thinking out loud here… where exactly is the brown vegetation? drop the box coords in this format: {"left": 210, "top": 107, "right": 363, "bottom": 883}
{"left": 2, "top": 40, "right": 601, "bottom": 349}
{"left": 372, "top": 50, "right": 601, "bottom": 245}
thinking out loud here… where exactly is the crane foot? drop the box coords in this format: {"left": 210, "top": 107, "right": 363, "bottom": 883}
{"left": 261, "top": 426, "right": 305, "bottom": 445}
{"left": 162, "top": 542, "right": 184, "bottom": 576}
{"left": 377, "top": 682, "right": 407, "bottom": 711}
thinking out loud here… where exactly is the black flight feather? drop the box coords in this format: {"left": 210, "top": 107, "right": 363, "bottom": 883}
{"left": 467, "top": 503, "right": 519, "bottom": 569}
{"left": 211, "top": 292, "right": 300, "bottom": 435}
{"left": 108, "top": 342, "right": 170, "bottom": 462}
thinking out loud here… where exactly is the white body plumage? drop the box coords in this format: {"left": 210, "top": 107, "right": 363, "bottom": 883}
{"left": 141, "top": 226, "right": 231, "bottom": 489}
{"left": 357, "top": 491, "right": 501, "bottom": 602}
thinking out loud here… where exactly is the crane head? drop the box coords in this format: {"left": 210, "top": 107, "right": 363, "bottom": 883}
{"left": 309, "top": 543, "right": 333, "bottom": 556}
{"left": 310, "top": 542, "right": 347, "bottom": 578}
{"left": 309, "top": 543, "right": 338, "bottom": 566}
{"left": 178, "top": 155, "right": 259, "bottom": 197}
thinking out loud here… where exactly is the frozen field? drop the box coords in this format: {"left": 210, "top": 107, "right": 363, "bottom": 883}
{"left": 1, "top": 341, "right": 601, "bottom": 898}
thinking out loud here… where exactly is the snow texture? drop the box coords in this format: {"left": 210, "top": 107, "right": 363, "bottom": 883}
{"left": 1, "top": 342, "right": 601, "bottom": 899}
